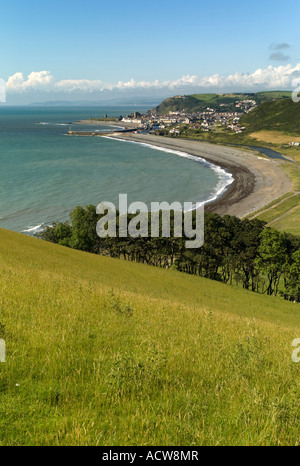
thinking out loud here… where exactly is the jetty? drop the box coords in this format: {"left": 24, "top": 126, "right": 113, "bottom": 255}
{"left": 67, "top": 128, "right": 138, "bottom": 137}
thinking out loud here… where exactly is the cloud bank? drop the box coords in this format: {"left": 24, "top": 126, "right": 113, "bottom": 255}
{"left": 5, "top": 63, "right": 300, "bottom": 98}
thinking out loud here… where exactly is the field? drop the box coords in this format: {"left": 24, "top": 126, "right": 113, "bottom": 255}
{"left": 251, "top": 193, "right": 300, "bottom": 223}
{"left": 0, "top": 228, "right": 299, "bottom": 446}
{"left": 279, "top": 147, "right": 300, "bottom": 163}
{"left": 269, "top": 205, "right": 300, "bottom": 235}
{"left": 249, "top": 130, "right": 300, "bottom": 145}
{"left": 248, "top": 160, "right": 300, "bottom": 234}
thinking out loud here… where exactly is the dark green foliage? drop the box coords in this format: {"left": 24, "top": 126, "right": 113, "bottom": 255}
{"left": 38, "top": 205, "right": 300, "bottom": 302}
{"left": 68, "top": 205, "right": 102, "bottom": 253}
{"left": 40, "top": 205, "right": 102, "bottom": 253}
{"left": 254, "top": 228, "right": 287, "bottom": 295}
{"left": 240, "top": 98, "right": 300, "bottom": 135}
{"left": 281, "top": 250, "right": 300, "bottom": 302}
{"left": 39, "top": 221, "right": 72, "bottom": 244}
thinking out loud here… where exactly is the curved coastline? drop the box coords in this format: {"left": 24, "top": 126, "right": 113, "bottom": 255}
{"left": 103, "top": 135, "right": 234, "bottom": 209}
{"left": 106, "top": 133, "right": 292, "bottom": 218}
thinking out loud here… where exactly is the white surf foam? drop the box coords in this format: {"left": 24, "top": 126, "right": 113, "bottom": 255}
{"left": 36, "top": 122, "right": 69, "bottom": 126}
{"left": 22, "top": 224, "right": 44, "bottom": 234}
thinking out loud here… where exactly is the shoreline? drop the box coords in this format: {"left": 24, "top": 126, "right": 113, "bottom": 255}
{"left": 103, "top": 135, "right": 234, "bottom": 209}
{"left": 105, "top": 133, "right": 292, "bottom": 218}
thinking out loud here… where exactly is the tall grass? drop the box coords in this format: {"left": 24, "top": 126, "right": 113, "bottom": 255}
{"left": 0, "top": 229, "right": 299, "bottom": 445}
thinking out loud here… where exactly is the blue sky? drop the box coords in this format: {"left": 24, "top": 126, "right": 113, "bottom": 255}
{"left": 1, "top": 0, "right": 300, "bottom": 103}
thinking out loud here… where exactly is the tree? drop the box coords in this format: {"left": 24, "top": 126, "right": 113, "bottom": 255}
{"left": 38, "top": 221, "right": 72, "bottom": 244}
{"left": 282, "top": 250, "right": 300, "bottom": 302}
{"left": 68, "top": 205, "right": 102, "bottom": 253}
{"left": 254, "top": 228, "right": 287, "bottom": 295}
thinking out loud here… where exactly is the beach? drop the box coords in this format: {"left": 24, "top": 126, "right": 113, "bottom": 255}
{"left": 106, "top": 133, "right": 293, "bottom": 218}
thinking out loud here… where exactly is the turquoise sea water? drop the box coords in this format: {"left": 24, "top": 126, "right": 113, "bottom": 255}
{"left": 0, "top": 106, "right": 232, "bottom": 233}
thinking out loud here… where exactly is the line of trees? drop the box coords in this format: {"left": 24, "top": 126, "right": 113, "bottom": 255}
{"left": 38, "top": 205, "right": 300, "bottom": 303}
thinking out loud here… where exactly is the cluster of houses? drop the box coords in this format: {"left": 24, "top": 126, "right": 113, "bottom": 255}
{"left": 121, "top": 98, "right": 257, "bottom": 135}
{"left": 235, "top": 99, "right": 256, "bottom": 111}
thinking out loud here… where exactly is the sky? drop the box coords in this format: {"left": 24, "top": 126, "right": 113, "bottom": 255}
{"left": 1, "top": 0, "right": 300, "bottom": 104}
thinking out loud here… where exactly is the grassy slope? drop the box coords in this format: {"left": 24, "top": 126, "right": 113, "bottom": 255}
{"left": 254, "top": 194, "right": 300, "bottom": 223}
{"left": 246, "top": 160, "right": 300, "bottom": 234}
{"left": 154, "top": 93, "right": 245, "bottom": 114}
{"left": 249, "top": 131, "right": 300, "bottom": 145}
{"left": 0, "top": 229, "right": 299, "bottom": 446}
{"left": 154, "top": 91, "right": 291, "bottom": 115}
{"left": 269, "top": 205, "right": 300, "bottom": 235}
{"left": 241, "top": 98, "right": 300, "bottom": 135}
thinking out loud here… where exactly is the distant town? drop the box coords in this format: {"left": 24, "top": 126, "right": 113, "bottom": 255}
{"left": 119, "top": 95, "right": 258, "bottom": 136}
{"left": 73, "top": 92, "right": 299, "bottom": 148}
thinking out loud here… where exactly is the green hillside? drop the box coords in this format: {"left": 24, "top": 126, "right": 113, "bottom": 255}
{"left": 240, "top": 98, "right": 300, "bottom": 135}
{"left": 153, "top": 91, "right": 291, "bottom": 115}
{"left": 0, "top": 228, "right": 299, "bottom": 445}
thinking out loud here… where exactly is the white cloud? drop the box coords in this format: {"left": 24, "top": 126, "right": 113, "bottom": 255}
{"left": 196, "top": 64, "right": 300, "bottom": 89}
{"left": 6, "top": 71, "right": 54, "bottom": 92}
{"left": 0, "top": 78, "right": 6, "bottom": 102}
{"left": 5, "top": 63, "right": 300, "bottom": 95}
{"left": 55, "top": 79, "right": 107, "bottom": 91}
{"left": 6, "top": 72, "right": 24, "bottom": 91}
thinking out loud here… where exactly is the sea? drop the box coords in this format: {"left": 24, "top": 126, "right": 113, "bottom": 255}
{"left": 0, "top": 106, "right": 233, "bottom": 233}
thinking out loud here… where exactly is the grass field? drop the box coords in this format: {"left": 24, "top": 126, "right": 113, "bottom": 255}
{"left": 254, "top": 194, "right": 300, "bottom": 224}
{"left": 269, "top": 205, "right": 300, "bottom": 235}
{"left": 243, "top": 116, "right": 300, "bottom": 233}
{"left": 282, "top": 163, "right": 300, "bottom": 191}
{"left": 248, "top": 160, "right": 300, "bottom": 234}
{"left": 279, "top": 147, "right": 300, "bottom": 163}
{"left": 0, "top": 228, "right": 299, "bottom": 446}
{"left": 249, "top": 131, "right": 300, "bottom": 145}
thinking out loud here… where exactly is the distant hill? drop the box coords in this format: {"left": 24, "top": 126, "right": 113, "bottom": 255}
{"left": 153, "top": 91, "right": 291, "bottom": 115}
{"left": 240, "top": 98, "right": 300, "bottom": 135}
{"left": 30, "top": 97, "right": 161, "bottom": 107}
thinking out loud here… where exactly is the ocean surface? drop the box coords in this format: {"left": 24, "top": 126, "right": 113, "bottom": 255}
{"left": 0, "top": 106, "right": 233, "bottom": 233}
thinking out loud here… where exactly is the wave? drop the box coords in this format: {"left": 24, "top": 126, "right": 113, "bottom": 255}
{"left": 36, "top": 122, "right": 70, "bottom": 126}
{"left": 22, "top": 224, "right": 44, "bottom": 234}
{"left": 107, "top": 125, "right": 126, "bottom": 130}
{"left": 103, "top": 136, "right": 234, "bottom": 209}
